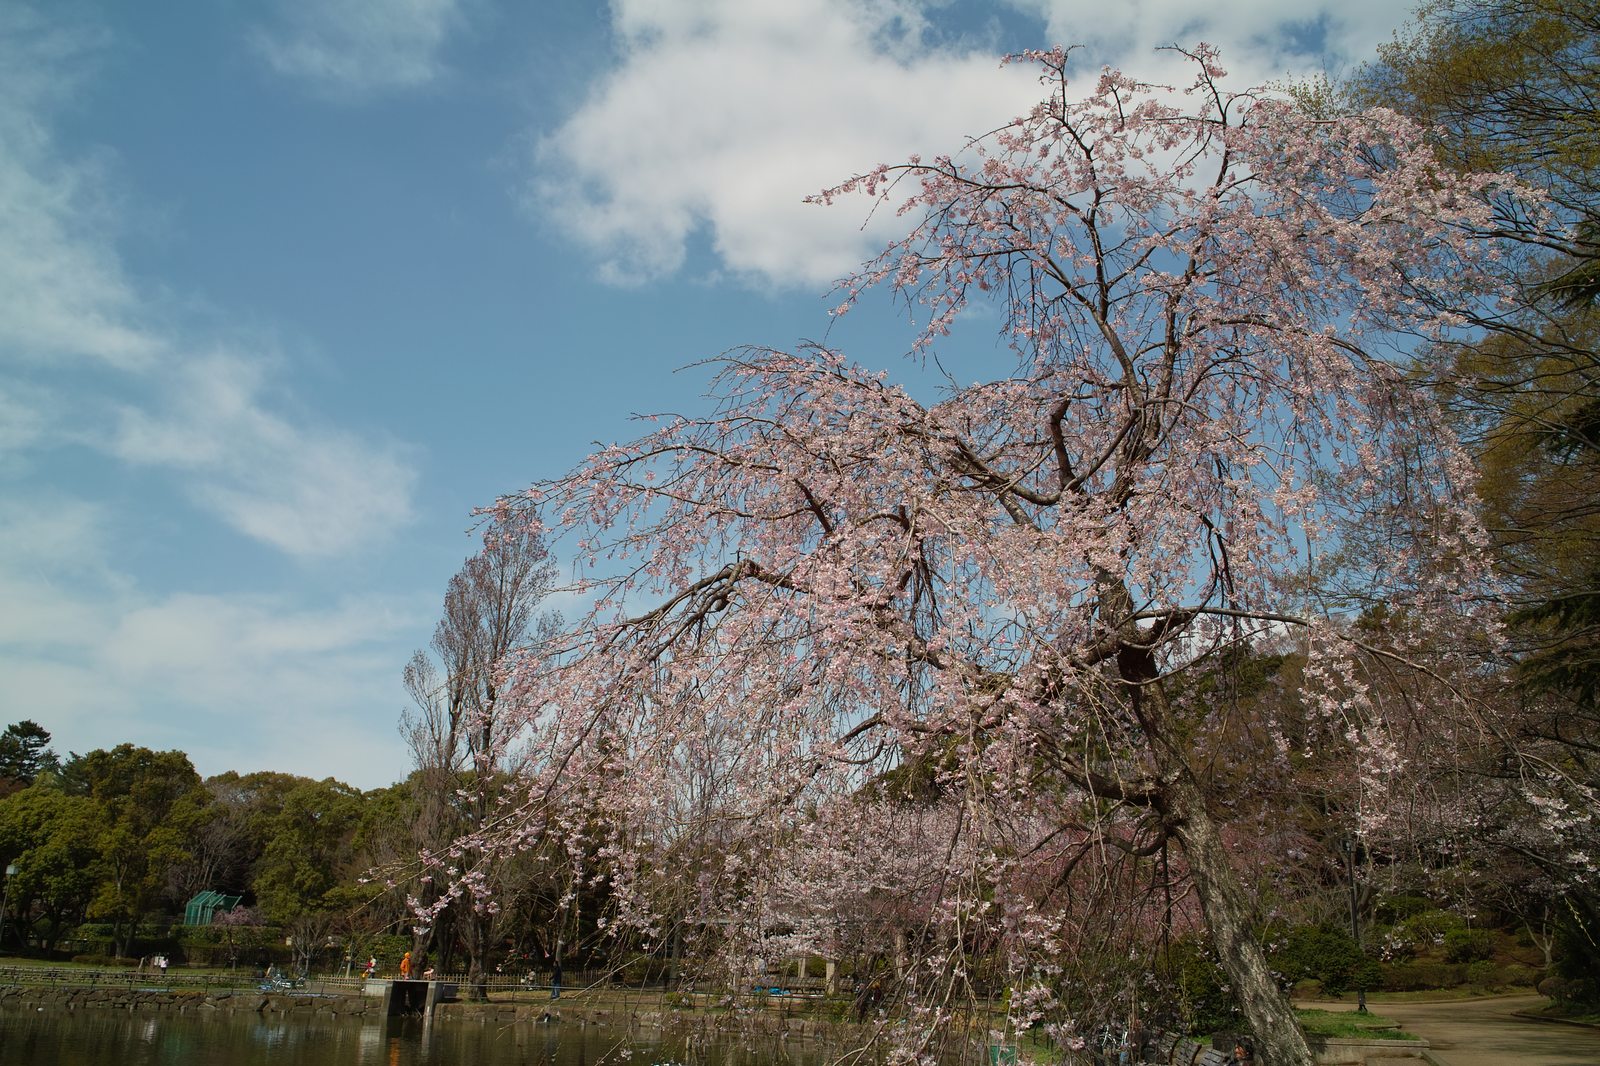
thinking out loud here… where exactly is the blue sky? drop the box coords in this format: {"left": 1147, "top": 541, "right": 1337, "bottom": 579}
{"left": 0, "top": 0, "right": 1417, "bottom": 789}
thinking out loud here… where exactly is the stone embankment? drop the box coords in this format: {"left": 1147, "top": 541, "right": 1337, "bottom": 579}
{"left": 436, "top": 997, "right": 873, "bottom": 1045}
{"left": 0, "top": 984, "right": 381, "bottom": 1018}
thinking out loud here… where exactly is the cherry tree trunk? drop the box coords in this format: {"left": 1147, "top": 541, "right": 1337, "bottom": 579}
{"left": 463, "top": 908, "right": 490, "bottom": 1001}
{"left": 1167, "top": 774, "right": 1314, "bottom": 1066}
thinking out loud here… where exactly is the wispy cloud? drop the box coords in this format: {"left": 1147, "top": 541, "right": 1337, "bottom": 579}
{"left": 0, "top": 497, "right": 125, "bottom": 655}
{"left": 112, "top": 354, "right": 417, "bottom": 558}
{"left": 251, "top": 0, "right": 468, "bottom": 99}
{"left": 0, "top": 380, "right": 58, "bottom": 463}
{"left": 0, "top": 7, "right": 158, "bottom": 370}
{"left": 0, "top": 6, "right": 419, "bottom": 560}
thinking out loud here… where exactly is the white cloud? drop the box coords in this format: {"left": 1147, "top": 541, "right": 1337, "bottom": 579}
{"left": 0, "top": 495, "right": 117, "bottom": 580}
{"left": 533, "top": 0, "right": 1038, "bottom": 288}
{"left": 0, "top": 494, "right": 421, "bottom": 786}
{"left": 251, "top": 0, "right": 468, "bottom": 98}
{"left": 102, "top": 593, "right": 412, "bottom": 692}
{"left": 0, "top": 584, "right": 420, "bottom": 785}
{"left": 0, "top": 145, "right": 159, "bottom": 369}
{"left": 112, "top": 354, "right": 418, "bottom": 559}
{"left": 93, "top": 589, "right": 421, "bottom": 784}
{"left": 0, "top": 380, "right": 58, "bottom": 461}
{"left": 0, "top": 567, "right": 115, "bottom": 654}
{"left": 0, "top": 7, "right": 158, "bottom": 369}
{"left": 529, "top": 0, "right": 1413, "bottom": 289}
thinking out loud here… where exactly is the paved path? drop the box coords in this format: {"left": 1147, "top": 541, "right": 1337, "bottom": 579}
{"left": 1309, "top": 995, "right": 1600, "bottom": 1066}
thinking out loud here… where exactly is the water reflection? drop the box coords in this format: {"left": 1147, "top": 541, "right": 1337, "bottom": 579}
{"left": 0, "top": 1006, "right": 850, "bottom": 1066}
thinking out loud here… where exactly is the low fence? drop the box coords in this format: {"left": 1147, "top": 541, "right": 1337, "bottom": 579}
{"left": 0, "top": 964, "right": 361, "bottom": 996}
{"left": 0, "top": 964, "right": 883, "bottom": 1024}
{"left": 0, "top": 964, "right": 799, "bottom": 1002}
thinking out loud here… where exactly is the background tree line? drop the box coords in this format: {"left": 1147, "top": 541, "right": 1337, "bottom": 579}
{"left": 0, "top": 715, "right": 610, "bottom": 980}
{"left": 0, "top": 722, "right": 401, "bottom": 968}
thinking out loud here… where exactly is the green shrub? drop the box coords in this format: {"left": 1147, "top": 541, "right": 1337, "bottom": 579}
{"left": 1442, "top": 928, "right": 1494, "bottom": 964}
{"left": 1552, "top": 910, "right": 1600, "bottom": 1009}
{"left": 1373, "top": 895, "right": 1433, "bottom": 924}
{"left": 1270, "top": 926, "right": 1374, "bottom": 995}
{"left": 72, "top": 923, "right": 118, "bottom": 940}
{"left": 1397, "top": 909, "right": 1462, "bottom": 946}
{"left": 1162, "top": 938, "right": 1243, "bottom": 1035}
{"left": 1498, "top": 963, "right": 1539, "bottom": 988}
{"left": 615, "top": 953, "right": 673, "bottom": 986}
{"left": 1351, "top": 956, "right": 1383, "bottom": 994}
{"left": 1542, "top": 974, "right": 1600, "bottom": 1008}
{"left": 1379, "top": 961, "right": 1467, "bottom": 992}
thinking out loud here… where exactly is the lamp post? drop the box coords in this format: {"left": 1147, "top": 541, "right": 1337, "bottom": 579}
{"left": 1, "top": 863, "right": 17, "bottom": 954}
{"left": 1341, "top": 839, "right": 1367, "bottom": 1013}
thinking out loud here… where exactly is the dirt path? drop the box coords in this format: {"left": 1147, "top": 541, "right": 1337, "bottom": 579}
{"left": 1309, "top": 995, "right": 1600, "bottom": 1066}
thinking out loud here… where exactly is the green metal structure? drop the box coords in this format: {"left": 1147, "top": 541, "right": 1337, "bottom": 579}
{"left": 183, "top": 890, "right": 243, "bottom": 926}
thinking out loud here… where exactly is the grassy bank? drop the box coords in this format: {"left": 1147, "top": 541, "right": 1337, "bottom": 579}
{"left": 1295, "top": 1008, "right": 1418, "bottom": 1041}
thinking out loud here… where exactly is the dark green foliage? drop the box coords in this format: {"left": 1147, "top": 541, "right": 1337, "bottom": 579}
{"left": 0, "top": 721, "right": 59, "bottom": 791}
{"left": 1373, "top": 894, "right": 1433, "bottom": 924}
{"left": 1163, "top": 939, "right": 1245, "bottom": 1036}
{"left": 1397, "top": 908, "right": 1462, "bottom": 944}
{"left": 1551, "top": 904, "right": 1600, "bottom": 1007}
{"left": 251, "top": 777, "right": 364, "bottom": 924}
{"left": 58, "top": 746, "right": 209, "bottom": 956}
{"left": 0, "top": 785, "right": 104, "bottom": 951}
{"left": 615, "top": 952, "right": 675, "bottom": 986}
{"left": 1270, "top": 926, "right": 1378, "bottom": 996}
{"left": 1442, "top": 927, "right": 1495, "bottom": 964}
{"left": 1380, "top": 962, "right": 1470, "bottom": 992}
{"left": 1358, "top": 8, "right": 1600, "bottom": 1001}
{"left": 1465, "top": 960, "right": 1500, "bottom": 988}
{"left": 1510, "top": 576, "right": 1600, "bottom": 703}
{"left": 1497, "top": 962, "right": 1540, "bottom": 987}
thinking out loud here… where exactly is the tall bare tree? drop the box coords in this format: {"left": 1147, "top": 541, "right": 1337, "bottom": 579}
{"left": 400, "top": 519, "right": 557, "bottom": 997}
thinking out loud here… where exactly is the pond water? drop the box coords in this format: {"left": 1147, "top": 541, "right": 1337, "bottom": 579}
{"left": 0, "top": 1007, "right": 843, "bottom": 1066}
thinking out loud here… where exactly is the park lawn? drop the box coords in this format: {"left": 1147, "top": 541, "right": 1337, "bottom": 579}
{"left": 1295, "top": 1009, "right": 1418, "bottom": 1040}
